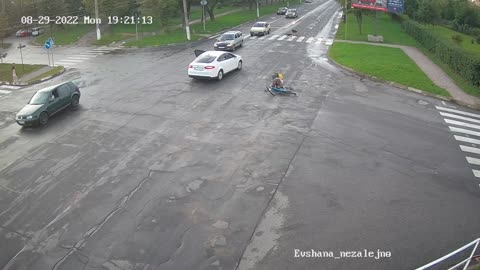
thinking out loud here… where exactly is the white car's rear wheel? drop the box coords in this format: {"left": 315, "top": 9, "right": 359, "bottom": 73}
{"left": 237, "top": 60, "right": 243, "bottom": 70}
{"left": 217, "top": 70, "right": 224, "bottom": 81}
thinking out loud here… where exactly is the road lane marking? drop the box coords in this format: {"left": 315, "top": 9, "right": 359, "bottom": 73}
{"left": 437, "top": 106, "right": 480, "bottom": 119}
{"left": 66, "top": 57, "right": 92, "bottom": 60}
{"left": 472, "top": 170, "right": 480, "bottom": 177}
{"left": 326, "top": 39, "right": 334, "bottom": 45}
{"left": 455, "top": 135, "right": 480, "bottom": 145}
{"left": 0, "top": 90, "right": 11, "bottom": 94}
{"left": 0, "top": 85, "right": 21, "bottom": 90}
{"left": 460, "top": 145, "right": 480, "bottom": 155}
{"left": 57, "top": 59, "right": 83, "bottom": 63}
{"left": 249, "top": 36, "right": 258, "bottom": 40}
{"left": 315, "top": 38, "right": 323, "bottom": 44}
{"left": 306, "top": 37, "right": 315, "bottom": 43}
{"left": 440, "top": 112, "right": 480, "bottom": 124}
{"left": 244, "top": 34, "right": 251, "bottom": 38}
{"left": 268, "top": 34, "right": 279, "bottom": 40}
{"left": 466, "top": 157, "right": 480, "bottom": 165}
{"left": 287, "top": 36, "right": 296, "bottom": 41}
{"left": 445, "top": 119, "right": 480, "bottom": 130}
{"left": 449, "top": 127, "right": 480, "bottom": 137}
{"left": 296, "top": 36, "right": 305, "bottom": 42}
{"left": 258, "top": 36, "right": 266, "bottom": 40}
{"left": 278, "top": 35, "right": 287, "bottom": 40}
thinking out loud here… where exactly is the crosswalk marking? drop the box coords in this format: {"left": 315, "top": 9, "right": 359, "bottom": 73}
{"left": 0, "top": 90, "right": 12, "bottom": 94}
{"left": 0, "top": 85, "right": 21, "bottom": 90}
{"left": 454, "top": 135, "right": 480, "bottom": 145}
{"left": 278, "top": 35, "right": 287, "bottom": 41}
{"left": 296, "top": 36, "right": 305, "bottom": 42}
{"left": 66, "top": 57, "right": 92, "bottom": 60}
{"left": 57, "top": 59, "right": 84, "bottom": 63}
{"left": 268, "top": 34, "right": 279, "bottom": 40}
{"left": 249, "top": 36, "right": 258, "bottom": 40}
{"left": 437, "top": 106, "right": 480, "bottom": 119}
{"left": 445, "top": 119, "right": 480, "bottom": 130}
{"left": 287, "top": 36, "right": 296, "bottom": 41}
{"left": 258, "top": 36, "right": 266, "bottom": 40}
{"left": 460, "top": 145, "right": 480, "bottom": 155}
{"left": 306, "top": 37, "right": 315, "bottom": 43}
{"left": 316, "top": 38, "right": 323, "bottom": 44}
{"left": 440, "top": 112, "right": 480, "bottom": 124}
{"left": 466, "top": 157, "right": 480, "bottom": 165}
{"left": 326, "top": 39, "right": 334, "bottom": 45}
{"left": 449, "top": 126, "right": 480, "bottom": 137}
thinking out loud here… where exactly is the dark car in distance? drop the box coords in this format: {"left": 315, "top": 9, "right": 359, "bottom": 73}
{"left": 277, "top": 7, "right": 288, "bottom": 15}
{"left": 16, "top": 81, "right": 81, "bottom": 127}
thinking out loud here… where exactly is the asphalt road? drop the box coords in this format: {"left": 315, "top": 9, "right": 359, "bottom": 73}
{"left": 0, "top": 0, "right": 479, "bottom": 269}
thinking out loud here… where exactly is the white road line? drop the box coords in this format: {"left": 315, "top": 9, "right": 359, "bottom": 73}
{"left": 437, "top": 106, "right": 480, "bottom": 119}
{"left": 472, "top": 170, "right": 480, "bottom": 177}
{"left": 0, "top": 85, "right": 21, "bottom": 90}
{"left": 455, "top": 135, "right": 480, "bottom": 145}
{"left": 466, "top": 157, "right": 480, "bottom": 165}
{"left": 296, "top": 36, "right": 305, "bottom": 42}
{"left": 441, "top": 112, "right": 480, "bottom": 124}
{"left": 54, "top": 62, "right": 74, "bottom": 66}
{"left": 66, "top": 57, "right": 92, "bottom": 60}
{"left": 0, "top": 90, "right": 12, "bottom": 94}
{"left": 287, "top": 36, "right": 296, "bottom": 41}
{"left": 335, "top": 24, "right": 339, "bottom": 29}
{"left": 258, "top": 36, "right": 266, "bottom": 40}
{"left": 449, "top": 126, "right": 480, "bottom": 137}
{"left": 460, "top": 145, "right": 480, "bottom": 155}
{"left": 57, "top": 59, "right": 84, "bottom": 63}
{"left": 249, "top": 36, "right": 258, "bottom": 40}
{"left": 315, "top": 38, "right": 323, "bottom": 44}
{"left": 306, "top": 37, "right": 315, "bottom": 43}
{"left": 445, "top": 119, "right": 480, "bottom": 130}
{"left": 278, "top": 35, "right": 287, "bottom": 41}
{"left": 268, "top": 34, "right": 279, "bottom": 40}
{"left": 326, "top": 39, "right": 334, "bottom": 45}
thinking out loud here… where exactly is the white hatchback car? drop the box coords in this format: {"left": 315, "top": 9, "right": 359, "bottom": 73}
{"left": 188, "top": 50, "right": 243, "bottom": 81}
{"left": 250, "top": 22, "right": 271, "bottom": 36}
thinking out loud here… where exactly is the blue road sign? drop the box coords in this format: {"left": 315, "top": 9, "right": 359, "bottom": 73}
{"left": 44, "top": 38, "right": 54, "bottom": 49}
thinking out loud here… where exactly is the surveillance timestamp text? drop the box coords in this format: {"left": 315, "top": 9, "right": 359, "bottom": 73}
{"left": 21, "top": 16, "right": 154, "bottom": 25}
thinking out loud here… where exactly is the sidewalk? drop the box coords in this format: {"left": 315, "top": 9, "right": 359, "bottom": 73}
{"left": 19, "top": 66, "right": 53, "bottom": 83}
{"left": 335, "top": 40, "right": 480, "bottom": 109}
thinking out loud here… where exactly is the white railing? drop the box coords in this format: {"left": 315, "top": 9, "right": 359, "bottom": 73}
{"left": 416, "top": 238, "right": 480, "bottom": 270}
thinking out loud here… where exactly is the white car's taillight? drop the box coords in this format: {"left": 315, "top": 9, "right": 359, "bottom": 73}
{"left": 188, "top": 65, "right": 193, "bottom": 68}
{"left": 204, "top": 66, "right": 215, "bottom": 69}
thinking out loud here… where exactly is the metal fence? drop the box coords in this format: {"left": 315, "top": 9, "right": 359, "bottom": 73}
{"left": 416, "top": 238, "right": 480, "bottom": 270}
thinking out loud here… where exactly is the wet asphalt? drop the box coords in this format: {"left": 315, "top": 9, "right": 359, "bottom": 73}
{"left": 0, "top": 0, "right": 479, "bottom": 269}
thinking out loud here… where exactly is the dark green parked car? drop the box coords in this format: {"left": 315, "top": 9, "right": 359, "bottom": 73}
{"left": 16, "top": 81, "right": 81, "bottom": 127}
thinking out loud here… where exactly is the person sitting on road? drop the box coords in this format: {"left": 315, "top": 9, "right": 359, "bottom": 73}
{"left": 272, "top": 73, "right": 284, "bottom": 89}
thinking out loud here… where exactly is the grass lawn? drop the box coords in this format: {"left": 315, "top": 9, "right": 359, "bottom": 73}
{"left": 423, "top": 24, "right": 480, "bottom": 55}
{"left": 35, "top": 24, "right": 94, "bottom": 45}
{"left": 336, "top": 12, "right": 418, "bottom": 46}
{"left": 0, "top": 42, "right": 11, "bottom": 50}
{"left": 0, "top": 63, "right": 45, "bottom": 82}
{"left": 125, "top": 2, "right": 290, "bottom": 47}
{"left": 329, "top": 43, "right": 450, "bottom": 97}
{"left": 27, "top": 66, "right": 64, "bottom": 83}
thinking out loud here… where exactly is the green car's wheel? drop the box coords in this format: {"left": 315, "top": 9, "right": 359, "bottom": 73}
{"left": 39, "top": 112, "right": 49, "bottom": 126}
{"left": 71, "top": 94, "right": 79, "bottom": 109}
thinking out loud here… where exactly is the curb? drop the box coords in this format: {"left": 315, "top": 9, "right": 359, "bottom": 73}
{"left": 326, "top": 55, "right": 480, "bottom": 108}
{"left": 0, "top": 67, "right": 66, "bottom": 87}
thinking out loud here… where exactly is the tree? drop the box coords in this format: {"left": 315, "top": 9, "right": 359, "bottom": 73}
{"left": 64, "top": 0, "right": 86, "bottom": 15}
{"left": 415, "top": 0, "right": 441, "bottom": 26}
{"left": 353, "top": 8, "right": 363, "bottom": 34}
{"left": 141, "top": 0, "right": 178, "bottom": 31}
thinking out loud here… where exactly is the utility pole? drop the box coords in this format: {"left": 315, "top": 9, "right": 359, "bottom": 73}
{"left": 345, "top": 0, "right": 347, "bottom": 40}
{"left": 256, "top": 0, "right": 259, "bottom": 18}
{"left": 94, "top": 0, "right": 101, "bottom": 40}
{"left": 182, "top": 0, "right": 191, "bottom": 40}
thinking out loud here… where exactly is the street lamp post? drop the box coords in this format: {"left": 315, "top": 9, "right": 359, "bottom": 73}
{"left": 256, "top": 0, "right": 259, "bottom": 18}
{"left": 345, "top": 0, "right": 347, "bottom": 40}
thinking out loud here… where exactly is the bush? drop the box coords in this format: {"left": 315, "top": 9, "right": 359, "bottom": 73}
{"left": 402, "top": 19, "right": 480, "bottom": 86}
{"left": 452, "top": 34, "right": 463, "bottom": 45}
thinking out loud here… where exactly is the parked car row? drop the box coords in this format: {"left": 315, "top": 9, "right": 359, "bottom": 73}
{"left": 15, "top": 27, "right": 44, "bottom": 37}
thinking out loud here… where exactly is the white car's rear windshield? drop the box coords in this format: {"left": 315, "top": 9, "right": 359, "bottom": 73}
{"left": 253, "top": 22, "right": 266, "bottom": 27}
{"left": 219, "top": 34, "right": 235, "bottom": 41}
{"left": 196, "top": 55, "right": 217, "bottom": 63}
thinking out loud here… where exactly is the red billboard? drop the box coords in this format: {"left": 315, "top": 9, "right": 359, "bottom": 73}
{"left": 352, "top": 0, "right": 388, "bottom": 12}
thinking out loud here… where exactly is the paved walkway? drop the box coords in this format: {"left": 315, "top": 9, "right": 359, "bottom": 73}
{"left": 335, "top": 40, "right": 480, "bottom": 109}
{"left": 19, "top": 66, "right": 53, "bottom": 82}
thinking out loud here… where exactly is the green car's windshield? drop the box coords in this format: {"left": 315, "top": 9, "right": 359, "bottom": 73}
{"left": 28, "top": 92, "right": 49, "bottom": 105}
